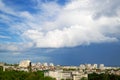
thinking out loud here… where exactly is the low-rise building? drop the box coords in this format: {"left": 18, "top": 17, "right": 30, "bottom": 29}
{"left": 73, "top": 74, "right": 88, "bottom": 80}
{"left": 44, "top": 70, "right": 72, "bottom": 80}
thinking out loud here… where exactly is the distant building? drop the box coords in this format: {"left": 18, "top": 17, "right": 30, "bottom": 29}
{"left": 85, "top": 64, "right": 92, "bottom": 69}
{"left": 43, "top": 62, "right": 48, "bottom": 66}
{"left": 0, "top": 62, "right": 4, "bottom": 71}
{"left": 92, "top": 64, "right": 98, "bottom": 69}
{"left": 0, "top": 62, "right": 4, "bottom": 66}
{"left": 99, "top": 64, "right": 104, "bottom": 70}
{"left": 49, "top": 63, "right": 54, "bottom": 66}
{"left": 79, "top": 64, "right": 85, "bottom": 69}
{"left": 19, "top": 60, "right": 31, "bottom": 68}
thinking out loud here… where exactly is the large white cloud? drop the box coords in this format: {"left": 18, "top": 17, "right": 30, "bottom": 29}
{"left": 22, "top": 0, "right": 120, "bottom": 48}
{"left": 23, "top": 25, "right": 117, "bottom": 48}
{"left": 0, "top": 0, "right": 120, "bottom": 48}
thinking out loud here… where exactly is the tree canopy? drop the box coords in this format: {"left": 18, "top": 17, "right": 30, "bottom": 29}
{"left": 88, "top": 73, "right": 120, "bottom": 80}
{"left": 0, "top": 70, "right": 55, "bottom": 80}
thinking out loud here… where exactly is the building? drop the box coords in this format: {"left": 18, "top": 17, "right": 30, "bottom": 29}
{"left": 92, "top": 64, "right": 98, "bottom": 69}
{"left": 49, "top": 63, "right": 54, "bottom": 66}
{"left": 44, "top": 70, "right": 72, "bottom": 80}
{"left": 44, "top": 70, "right": 62, "bottom": 80}
{"left": 79, "top": 64, "right": 85, "bottom": 69}
{"left": 0, "top": 62, "right": 4, "bottom": 66}
{"left": 43, "top": 62, "right": 48, "bottom": 66}
{"left": 73, "top": 74, "right": 88, "bottom": 80}
{"left": 61, "top": 72, "right": 72, "bottom": 80}
{"left": 19, "top": 60, "right": 31, "bottom": 68}
{"left": 99, "top": 64, "right": 104, "bottom": 70}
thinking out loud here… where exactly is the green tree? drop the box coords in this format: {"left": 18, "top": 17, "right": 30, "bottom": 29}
{"left": 81, "top": 77, "right": 88, "bottom": 80}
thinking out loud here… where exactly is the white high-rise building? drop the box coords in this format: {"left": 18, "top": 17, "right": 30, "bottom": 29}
{"left": 92, "top": 64, "right": 98, "bottom": 69}
{"left": 85, "top": 64, "right": 92, "bottom": 69}
{"left": 43, "top": 62, "right": 48, "bottom": 66}
{"left": 99, "top": 64, "right": 104, "bottom": 70}
{"left": 79, "top": 64, "right": 85, "bottom": 69}
{"left": 49, "top": 63, "right": 54, "bottom": 66}
{"left": 19, "top": 60, "right": 31, "bottom": 68}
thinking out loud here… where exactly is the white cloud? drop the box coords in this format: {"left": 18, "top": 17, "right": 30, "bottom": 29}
{"left": 23, "top": 25, "right": 117, "bottom": 48}
{"left": 22, "top": 0, "right": 119, "bottom": 48}
{"left": 0, "top": 43, "right": 18, "bottom": 51}
{"left": 0, "top": 0, "right": 120, "bottom": 48}
{"left": 0, "top": 43, "right": 34, "bottom": 52}
{"left": 0, "top": 0, "right": 18, "bottom": 16}
{"left": 0, "top": 35, "right": 11, "bottom": 39}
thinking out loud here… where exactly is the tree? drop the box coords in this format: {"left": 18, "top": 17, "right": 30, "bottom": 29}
{"left": 0, "top": 70, "right": 56, "bottom": 80}
{"left": 81, "top": 77, "right": 87, "bottom": 80}
{"left": 0, "top": 66, "right": 3, "bottom": 71}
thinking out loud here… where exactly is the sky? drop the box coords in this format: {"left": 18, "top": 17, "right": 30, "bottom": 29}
{"left": 0, "top": 0, "right": 120, "bottom": 66}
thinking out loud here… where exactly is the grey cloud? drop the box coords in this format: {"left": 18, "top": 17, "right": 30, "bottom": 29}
{"left": 93, "top": 0, "right": 120, "bottom": 19}
{"left": 0, "top": 43, "right": 34, "bottom": 52}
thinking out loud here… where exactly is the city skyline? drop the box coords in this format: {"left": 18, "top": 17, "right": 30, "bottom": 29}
{"left": 0, "top": 0, "right": 120, "bottom": 66}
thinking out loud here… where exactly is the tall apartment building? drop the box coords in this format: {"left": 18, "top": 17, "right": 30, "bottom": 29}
{"left": 19, "top": 60, "right": 31, "bottom": 68}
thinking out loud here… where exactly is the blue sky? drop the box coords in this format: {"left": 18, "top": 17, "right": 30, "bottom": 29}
{"left": 0, "top": 0, "right": 120, "bottom": 66}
